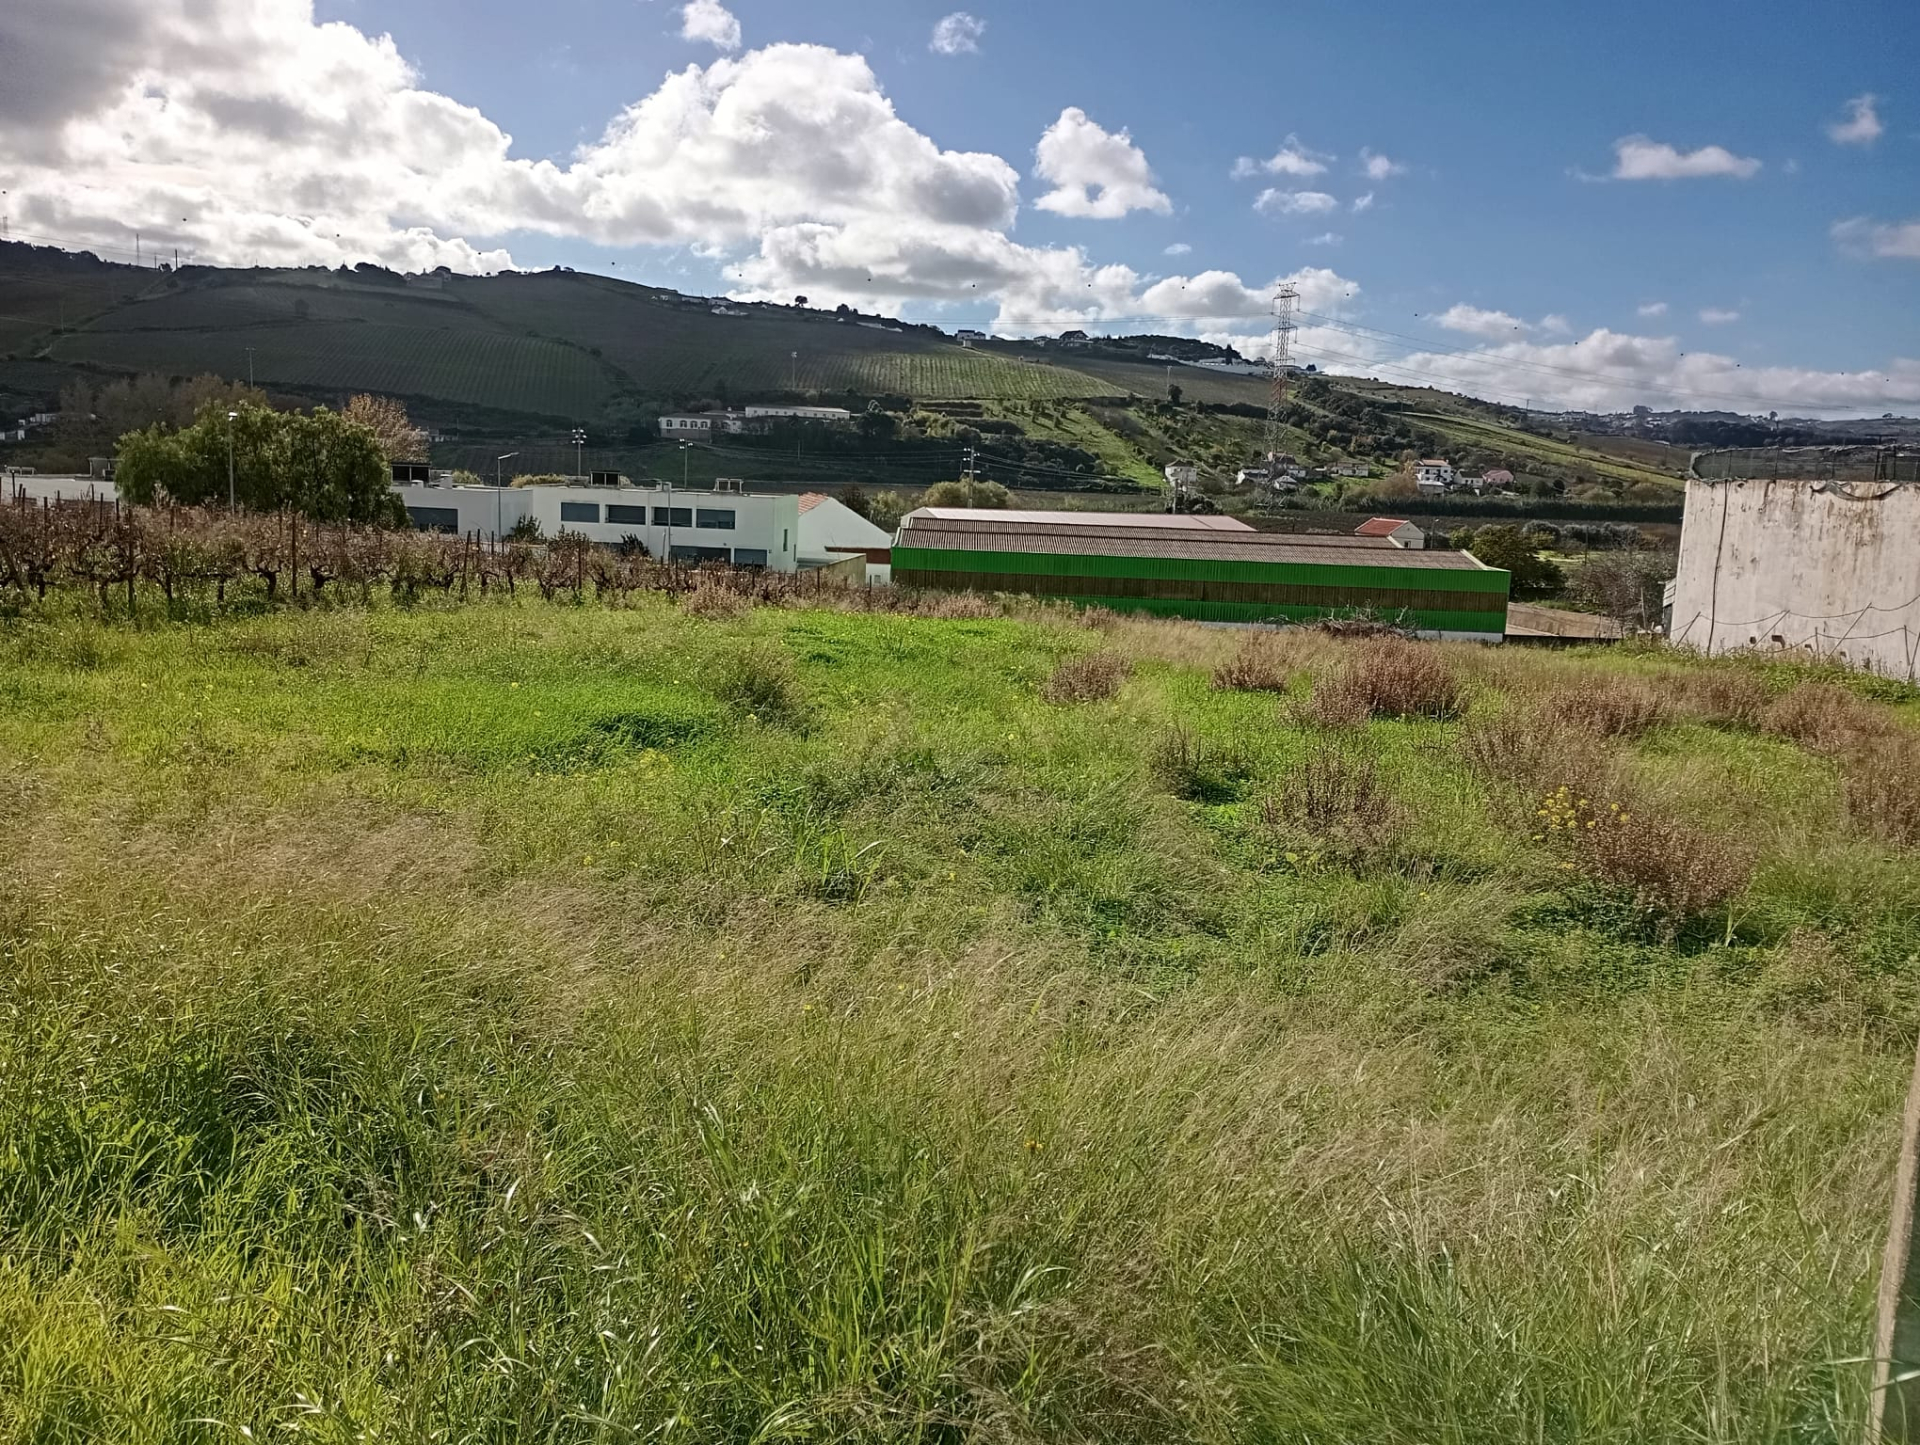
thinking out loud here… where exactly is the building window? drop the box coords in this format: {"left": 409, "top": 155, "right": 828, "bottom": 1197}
{"left": 653, "top": 507, "right": 692, "bottom": 527}
{"left": 560, "top": 502, "right": 600, "bottom": 523}
{"left": 669, "top": 543, "right": 730, "bottom": 562}
{"left": 695, "top": 508, "right": 736, "bottom": 530}
{"left": 732, "top": 547, "right": 768, "bottom": 567}
{"left": 606, "top": 504, "right": 648, "bottom": 525}
{"left": 782, "top": 528, "right": 789, "bottom": 552}
{"left": 406, "top": 505, "right": 459, "bottom": 533}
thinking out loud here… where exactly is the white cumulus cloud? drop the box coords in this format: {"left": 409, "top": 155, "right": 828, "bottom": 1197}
{"left": 1435, "top": 304, "right": 1529, "bottom": 339}
{"left": 1636, "top": 301, "right": 1669, "bottom": 318}
{"left": 1232, "top": 135, "right": 1329, "bottom": 179}
{"left": 1032, "top": 107, "right": 1170, "bottom": 219}
{"left": 1359, "top": 148, "right": 1404, "bottom": 180}
{"left": 1698, "top": 307, "right": 1741, "bottom": 325}
{"left": 1827, "top": 94, "right": 1883, "bottom": 146}
{"left": 1351, "top": 192, "right": 1374, "bottom": 213}
{"left": 679, "top": 0, "right": 740, "bottom": 52}
{"left": 1254, "top": 188, "right": 1337, "bottom": 216}
{"left": 1305, "top": 231, "right": 1341, "bottom": 246}
{"left": 1833, "top": 216, "right": 1920, "bottom": 261}
{"left": 929, "top": 12, "right": 984, "bottom": 56}
{"left": 1163, "top": 242, "right": 1191, "bottom": 255}
{"left": 1607, "top": 135, "right": 1761, "bottom": 180}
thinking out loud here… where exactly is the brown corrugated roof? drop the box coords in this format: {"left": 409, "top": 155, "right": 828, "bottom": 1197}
{"left": 897, "top": 516, "right": 1490, "bottom": 569}
{"left": 1354, "top": 517, "right": 1412, "bottom": 536}
{"left": 907, "top": 507, "right": 1254, "bottom": 531}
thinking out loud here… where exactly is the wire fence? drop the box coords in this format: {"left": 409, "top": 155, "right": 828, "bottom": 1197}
{"left": 1691, "top": 447, "right": 1920, "bottom": 483}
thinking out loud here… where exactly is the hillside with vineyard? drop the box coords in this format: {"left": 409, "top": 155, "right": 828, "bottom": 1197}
{"left": 1, "top": 241, "right": 1690, "bottom": 502}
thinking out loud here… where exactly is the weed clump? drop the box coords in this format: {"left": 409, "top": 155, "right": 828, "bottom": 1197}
{"left": 682, "top": 579, "right": 749, "bottom": 621}
{"left": 1212, "top": 633, "right": 1299, "bottom": 693}
{"left": 1543, "top": 677, "right": 1669, "bottom": 738}
{"left": 1842, "top": 736, "right": 1920, "bottom": 847}
{"left": 1262, "top": 746, "right": 1400, "bottom": 860}
{"left": 1762, "top": 681, "right": 1889, "bottom": 752}
{"left": 1150, "top": 727, "right": 1254, "bottom": 802}
{"left": 1300, "top": 639, "right": 1465, "bottom": 725}
{"left": 1043, "top": 651, "right": 1132, "bottom": 704}
{"left": 714, "top": 643, "right": 804, "bottom": 723}
{"left": 1533, "top": 785, "right": 1751, "bottom": 928}
{"left": 1677, "top": 670, "right": 1772, "bottom": 731}
{"left": 917, "top": 591, "right": 998, "bottom": 620}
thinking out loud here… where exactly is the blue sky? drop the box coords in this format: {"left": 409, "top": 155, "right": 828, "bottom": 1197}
{"left": 4, "top": 0, "right": 1916, "bottom": 411}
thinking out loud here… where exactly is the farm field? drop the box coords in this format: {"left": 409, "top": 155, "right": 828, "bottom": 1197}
{"left": 2, "top": 588, "right": 1917, "bottom": 1439}
{"left": 51, "top": 319, "right": 618, "bottom": 418}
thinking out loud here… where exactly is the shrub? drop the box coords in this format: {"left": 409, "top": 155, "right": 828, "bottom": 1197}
{"left": 1212, "top": 633, "right": 1297, "bottom": 693}
{"left": 1150, "top": 727, "right": 1253, "bottom": 803}
{"left": 1262, "top": 747, "right": 1399, "bottom": 859}
{"left": 1043, "top": 651, "right": 1132, "bottom": 704}
{"left": 683, "top": 579, "right": 749, "bottom": 620}
{"left": 1533, "top": 786, "right": 1751, "bottom": 928}
{"left": 713, "top": 643, "right": 803, "bottom": 723}
{"left": 1303, "top": 639, "right": 1464, "bottom": 724}
{"left": 1543, "top": 677, "right": 1669, "bottom": 738}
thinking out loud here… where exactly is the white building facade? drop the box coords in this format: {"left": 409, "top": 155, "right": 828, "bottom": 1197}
{"left": 394, "top": 482, "right": 801, "bottom": 569}
{"left": 1414, "top": 459, "right": 1455, "bottom": 493}
{"left": 1668, "top": 477, "right": 1920, "bottom": 679}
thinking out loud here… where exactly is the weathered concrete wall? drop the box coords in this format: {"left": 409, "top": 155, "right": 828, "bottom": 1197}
{"left": 1669, "top": 478, "right": 1920, "bottom": 679}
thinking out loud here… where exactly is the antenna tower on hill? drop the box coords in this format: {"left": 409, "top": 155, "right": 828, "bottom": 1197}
{"left": 1264, "top": 284, "right": 1299, "bottom": 465}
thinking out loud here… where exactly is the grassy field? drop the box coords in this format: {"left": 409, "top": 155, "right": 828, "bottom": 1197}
{"left": 2, "top": 587, "right": 1916, "bottom": 1440}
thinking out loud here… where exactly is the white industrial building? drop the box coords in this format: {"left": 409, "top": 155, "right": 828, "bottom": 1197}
{"left": 395, "top": 481, "right": 801, "bottom": 569}
{"left": 1668, "top": 476, "right": 1920, "bottom": 680}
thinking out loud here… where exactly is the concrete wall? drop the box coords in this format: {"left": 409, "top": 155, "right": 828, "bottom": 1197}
{"left": 5, "top": 475, "right": 121, "bottom": 505}
{"left": 1669, "top": 478, "right": 1920, "bottom": 679}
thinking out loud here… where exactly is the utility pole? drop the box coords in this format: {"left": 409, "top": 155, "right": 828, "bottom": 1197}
{"left": 963, "top": 446, "right": 977, "bottom": 483}
{"left": 226, "top": 410, "right": 238, "bottom": 510}
{"left": 572, "top": 427, "right": 586, "bottom": 479}
{"left": 245, "top": 348, "right": 255, "bottom": 386}
{"left": 1264, "top": 284, "right": 1299, "bottom": 474}
{"left": 790, "top": 351, "right": 798, "bottom": 391}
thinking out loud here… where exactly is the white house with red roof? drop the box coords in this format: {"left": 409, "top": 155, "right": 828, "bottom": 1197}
{"left": 1353, "top": 517, "right": 1427, "bottom": 549}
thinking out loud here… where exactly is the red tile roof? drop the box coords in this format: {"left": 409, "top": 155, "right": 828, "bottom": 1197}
{"left": 797, "top": 492, "right": 828, "bottom": 514}
{"left": 1354, "top": 517, "right": 1411, "bottom": 536}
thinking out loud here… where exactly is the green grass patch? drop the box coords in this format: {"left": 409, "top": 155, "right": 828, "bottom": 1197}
{"left": 1, "top": 596, "right": 1914, "bottom": 1439}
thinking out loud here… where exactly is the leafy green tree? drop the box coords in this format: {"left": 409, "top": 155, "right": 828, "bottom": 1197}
{"left": 114, "top": 402, "right": 399, "bottom": 523}
{"left": 866, "top": 491, "right": 909, "bottom": 533}
{"left": 921, "top": 479, "right": 1012, "bottom": 509}
{"left": 1468, "top": 524, "right": 1565, "bottom": 596}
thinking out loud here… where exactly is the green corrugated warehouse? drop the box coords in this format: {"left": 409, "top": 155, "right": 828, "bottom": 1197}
{"left": 892, "top": 508, "right": 1510, "bottom": 640}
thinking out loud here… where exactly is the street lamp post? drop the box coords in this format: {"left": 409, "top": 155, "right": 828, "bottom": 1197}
{"left": 670, "top": 440, "right": 692, "bottom": 564}
{"left": 226, "top": 410, "right": 238, "bottom": 510}
{"left": 494, "top": 453, "right": 517, "bottom": 539}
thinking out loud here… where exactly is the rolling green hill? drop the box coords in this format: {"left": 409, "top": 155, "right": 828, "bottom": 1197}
{"left": 0, "top": 241, "right": 1686, "bottom": 503}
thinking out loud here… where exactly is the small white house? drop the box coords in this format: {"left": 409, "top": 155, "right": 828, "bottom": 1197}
{"left": 1414, "top": 458, "right": 1455, "bottom": 494}
{"left": 1164, "top": 462, "right": 1198, "bottom": 491}
{"left": 1477, "top": 468, "right": 1516, "bottom": 492}
{"left": 658, "top": 414, "right": 719, "bottom": 438}
{"left": 955, "top": 329, "right": 987, "bottom": 342}
{"left": 1354, "top": 516, "right": 1427, "bottom": 550}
